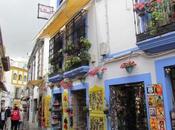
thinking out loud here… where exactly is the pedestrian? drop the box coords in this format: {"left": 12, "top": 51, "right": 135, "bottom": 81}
{"left": 18, "top": 109, "right": 24, "bottom": 130}
{"left": 5, "top": 106, "right": 11, "bottom": 130}
{"left": 11, "top": 105, "right": 20, "bottom": 130}
{"left": 0, "top": 108, "right": 7, "bottom": 130}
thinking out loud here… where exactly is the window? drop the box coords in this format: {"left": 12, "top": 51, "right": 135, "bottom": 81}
{"left": 66, "top": 11, "right": 87, "bottom": 45}
{"left": 18, "top": 74, "right": 22, "bottom": 81}
{"left": 49, "top": 32, "right": 64, "bottom": 76}
{"left": 24, "top": 75, "right": 27, "bottom": 82}
{"left": 13, "top": 73, "right": 17, "bottom": 80}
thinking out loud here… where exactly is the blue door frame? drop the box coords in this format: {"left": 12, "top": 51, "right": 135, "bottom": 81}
{"left": 69, "top": 83, "right": 89, "bottom": 130}
{"left": 104, "top": 73, "right": 152, "bottom": 130}
{"left": 155, "top": 56, "right": 175, "bottom": 130}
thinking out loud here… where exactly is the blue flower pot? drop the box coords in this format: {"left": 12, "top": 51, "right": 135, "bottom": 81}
{"left": 96, "top": 72, "right": 103, "bottom": 79}
{"left": 125, "top": 66, "right": 134, "bottom": 73}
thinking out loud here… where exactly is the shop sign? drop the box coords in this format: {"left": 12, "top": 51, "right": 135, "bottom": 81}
{"left": 147, "top": 84, "right": 166, "bottom": 130}
{"left": 38, "top": 3, "right": 54, "bottom": 20}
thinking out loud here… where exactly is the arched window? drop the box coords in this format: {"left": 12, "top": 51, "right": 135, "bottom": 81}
{"left": 18, "top": 74, "right": 22, "bottom": 81}
{"left": 13, "top": 73, "right": 17, "bottom": 80}
{"left": 24, "top": 75, "right": 27, "bottom": 81}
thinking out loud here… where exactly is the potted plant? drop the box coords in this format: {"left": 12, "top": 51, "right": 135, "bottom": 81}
{"left": 134, "top": 0, "right": 164, "bottom": 35}
{"left": 133, "top": 2, "right": 146, "bottom": 16}
{"left": 88, "top": 66, "right": 107, "bottom": 79}
{"left": 120, "top": 60, "right": 136, "bottom": 73}
{"left": 64, "top": 37, "right": 92, "bottom": 72}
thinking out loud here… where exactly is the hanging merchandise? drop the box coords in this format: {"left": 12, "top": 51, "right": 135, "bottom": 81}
{"left": 62, "top": 90, "right": 71, "bottom": 130}
{"left": 89, "top": 85, "right": 106, "bottom": 130}
{"left": 43, "top": 96, "right": 51, "bottom": 128}
{"left": 147, "top": 84, "right": 166, "bottom": 130}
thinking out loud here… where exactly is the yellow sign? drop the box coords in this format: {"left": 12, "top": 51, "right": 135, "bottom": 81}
{"left": 43, "top": 96, "right": 51, "bottom": 127}
{"left": 89, "top": 85, "right": 106, "bottom": 130}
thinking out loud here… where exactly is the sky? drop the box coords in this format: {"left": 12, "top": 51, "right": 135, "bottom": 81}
{"left": 0, "top": 0, "right": 49, "bottom": 60}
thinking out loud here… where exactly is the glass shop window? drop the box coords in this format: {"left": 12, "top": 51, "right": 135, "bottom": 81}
{"left": 13, "top": 73, "right": 17, "bottom": 80}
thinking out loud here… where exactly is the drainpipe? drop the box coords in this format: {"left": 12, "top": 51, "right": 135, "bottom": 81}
{"left": 94, "top": 0, "right": 100, "bottom": 66}
{"left": 94, "top": 0, "right": 110, "bottom": 66}
{"left": 104, "top": 0, "right": 110, "bottom": 52}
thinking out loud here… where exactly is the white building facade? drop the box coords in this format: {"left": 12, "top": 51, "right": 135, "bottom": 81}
{"left": 33, "top": 0, "right": 175, "bottom": 130}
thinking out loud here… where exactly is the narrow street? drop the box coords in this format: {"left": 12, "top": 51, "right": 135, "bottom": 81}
{"left": 0, "top": 0, "right": 175, "bottom": 130}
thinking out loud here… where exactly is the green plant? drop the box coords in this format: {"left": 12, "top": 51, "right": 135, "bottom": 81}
{"left": 63, "top": 42, "right": 77, "bottom": 55}
{"left": 148, "top": 10, "right": 164, "bottom": 34}
{"left": 64, "top": 37, "right": 91, "bottom": 71}
{"left": 80, "top": 37, "right": 91, "bottom": 51}
{"left": 64, "top": 56, "right": 81, "bottom": 71}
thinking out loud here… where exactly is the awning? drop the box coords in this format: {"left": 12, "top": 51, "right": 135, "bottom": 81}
{"left": 0, "top": 81, "right": 7, "bottom": 92}
{"left": 40, "top": 0, "right": 90, "bottom": 38}
{"left": 27, "top": 79, "right": 45, "bottom": 88}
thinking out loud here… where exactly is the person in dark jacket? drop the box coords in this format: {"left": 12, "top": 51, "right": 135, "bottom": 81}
{"left": 0, "top": 108, "right": 7, "bottom": 130}
{"left": 5, "top": 107, "right": 11, "bottom": 130}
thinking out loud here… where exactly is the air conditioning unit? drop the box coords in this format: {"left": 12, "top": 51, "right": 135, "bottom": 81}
{"left": 99, "top": 42, "right": 109, "bottom": 56}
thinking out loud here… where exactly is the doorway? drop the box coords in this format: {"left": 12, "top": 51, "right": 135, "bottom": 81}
{"left": 71, "top": 89, "right": 87, "bottom": 129}
{"left": 110, "top": 82, "right": 148, "bottom": 130}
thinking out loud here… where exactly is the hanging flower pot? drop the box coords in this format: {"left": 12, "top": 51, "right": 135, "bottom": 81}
{"left": 125, "top": 66, "right": 134, "bottom": 73}
{"left": 88, "top": 66, "right": 107, "bottom": 79}
{"left": 120, "top": 60, "right": 136, "bottom": 73}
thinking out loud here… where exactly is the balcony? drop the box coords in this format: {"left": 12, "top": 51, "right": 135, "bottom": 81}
{"left": 134, "top": 0, "right": 175, "bottom": 53}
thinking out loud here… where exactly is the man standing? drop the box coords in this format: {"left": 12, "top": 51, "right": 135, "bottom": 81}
{"left": 0, "top": 108, "right": 7, "bottom": 130}
{"left": 11, "top": 105, "right": 20, "bottom": 130}
{"left": 5, "top": 107, "right": 11, "bottom": 130}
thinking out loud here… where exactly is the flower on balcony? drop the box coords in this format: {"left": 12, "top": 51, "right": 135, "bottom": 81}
{"left": 134, "top": 0, "right": 163, "bottom": 16}
{"left": 134, "top": 2, "right": 146, "bottom": 16}
{"left": 120, "top": 60, "right": 136, "bottom": 69}
{"left": 88, "top": 66, "right": 107, "bottom": 79}
{"left": 60, "top": 78, "right": 72, "bottom": 89}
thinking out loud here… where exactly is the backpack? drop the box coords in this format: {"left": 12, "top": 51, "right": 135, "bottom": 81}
{"left": 11, "top": 110, "right": 20, "bottom": 121}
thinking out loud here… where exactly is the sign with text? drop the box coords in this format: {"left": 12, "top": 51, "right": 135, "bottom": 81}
{"left": 38, "top": 3, "right": 54, "bottom": 20}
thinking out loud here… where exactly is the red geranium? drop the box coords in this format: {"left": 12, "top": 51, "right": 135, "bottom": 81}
{"left": 88, "top": 66, "right": 107, "bottom": 76}
{"left": 120, "top": 60, "right": 136, "bottom": 69}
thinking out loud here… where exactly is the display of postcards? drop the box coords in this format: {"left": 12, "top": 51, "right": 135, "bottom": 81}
{"left": 149, "top": 107, "right": 156, "bottom": 117}
{"left": 148, "top": 95, "right": 156, "bottom": 106}
{"left": 157, "top": 119, "right": 166, "bottom": 130}
{"left": 147, "top": 86, "right": 155, "bottom": 95}
{"left": 155, "top": 96, "right": 163, "bottom": 106}
{"left": 150, "top": 117, "right": 158, "bottom": 130}
{"left": 156, "top": 106, "right": 165, "bottom": 118}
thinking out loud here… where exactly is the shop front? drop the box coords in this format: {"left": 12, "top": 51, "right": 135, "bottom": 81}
{"left": 69, "top": 83, "right": 89, "bottom": 130}
{"left": 155, "top": 56, "right": 175, "bottom": 130}
{"left": 51, "top": 87, "right": 63, "bottom": 130}
{"left": 105, "top": 73, "right": 152, "bottom": 130}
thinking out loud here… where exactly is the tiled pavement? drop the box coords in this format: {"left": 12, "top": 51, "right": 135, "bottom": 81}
{"left": 24, "top": 122, "right": 47, "bottom": 130}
